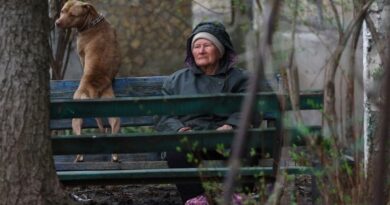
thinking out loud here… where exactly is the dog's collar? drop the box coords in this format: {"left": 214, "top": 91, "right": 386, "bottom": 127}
{"left": 78, "top": 13, "right": 105, "bottom": 32}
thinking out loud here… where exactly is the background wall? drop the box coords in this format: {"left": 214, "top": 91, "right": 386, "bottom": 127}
{"left": 64, "top": 0, "right": 192, "bottom": 79}
{"left": 62, "top": 0, "right": 255, "bottom": 79}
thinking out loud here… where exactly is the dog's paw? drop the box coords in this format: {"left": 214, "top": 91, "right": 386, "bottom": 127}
{"left": 74, "top": 154, "right": 84, "bottom": 163}
{"left": 111, "top": 154, "right": 119, "bottom": 162}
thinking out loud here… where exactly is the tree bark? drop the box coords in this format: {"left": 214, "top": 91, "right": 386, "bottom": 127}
{"left": 0, "top": 1, "right": 73, "bottom": 204}
{"left": 369, "top": 1, "right": 390, "bottom": 203}
{"left": 364, "top": 0, "right": 390, "bottom": 203}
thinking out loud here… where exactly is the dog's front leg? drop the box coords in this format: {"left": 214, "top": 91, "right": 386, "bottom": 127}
{"left": 72, "top": 118, "right": 84, "bottom": 162}
{"left": 102, "top": 86, "right": 121, "bottom": 162}
{"left": 108, "top": 117, "right": 121, "bottom": 134}
{"left": 72, "top": 88, "right": 89, "bottom": 162}
{"left": 101, "top": 86, "right": 121, "bottom": 135}
{"left": 109, "top": 117, "right": 121, "bottom": 162}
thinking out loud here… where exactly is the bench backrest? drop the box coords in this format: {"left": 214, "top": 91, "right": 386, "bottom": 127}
{"left": 50, "top": 76, "right": 282, "bottom": 130}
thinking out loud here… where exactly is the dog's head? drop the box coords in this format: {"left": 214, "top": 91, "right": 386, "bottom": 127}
{"left": 55, "top": 0, "right": 98, "bottom": 29}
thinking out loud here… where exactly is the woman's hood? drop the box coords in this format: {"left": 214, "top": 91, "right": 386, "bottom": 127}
{"left": 185, "top": 21, "right": 237, "bottom": 74}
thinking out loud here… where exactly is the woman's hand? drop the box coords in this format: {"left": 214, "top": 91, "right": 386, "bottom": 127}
{"left": 178, "top": 127, "right": 192, "bottom": 132}
{"left": 216, "top": 124, "right": 233, "bottom": 131}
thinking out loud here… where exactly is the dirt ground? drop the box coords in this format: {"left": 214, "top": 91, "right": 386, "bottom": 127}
{"left": 67, "top": 175, "right": 312, "bottom": 205}
{"left": 68, "top": 184, "right": 182, "bottom": 205}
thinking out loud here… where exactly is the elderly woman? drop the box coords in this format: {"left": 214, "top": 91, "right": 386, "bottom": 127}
{"left": 156, "top": 21, "right": 248, "bottom": 205}
{"left": 157, "top": 22, "right": 248, "bottom": 132}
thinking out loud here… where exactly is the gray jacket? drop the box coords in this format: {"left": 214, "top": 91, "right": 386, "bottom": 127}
{"left": 155, "top": 66, "right": 248, "bottom": 132}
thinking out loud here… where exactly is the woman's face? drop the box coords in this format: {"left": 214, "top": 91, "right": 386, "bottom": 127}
{"left": 192, "top": 38, "right": 221, "bottom": 68}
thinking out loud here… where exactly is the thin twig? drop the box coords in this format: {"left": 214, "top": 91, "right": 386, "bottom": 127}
{"left": 348, "top": 2, "right": 364, "bottom": 202}
{"left": 328, "top": 0, "right": 343, "bottom": 35}
{"left": 192, "top": 0, "right": 228, "bottom": 15}
{"left": 286, "top": 0, "right": 304, "bottom": 124}
{"left": 61, "top": 30, "right": 73, "bottom": 79}
{"left": 316, "top": 0, "right": 324, "bottom": 28}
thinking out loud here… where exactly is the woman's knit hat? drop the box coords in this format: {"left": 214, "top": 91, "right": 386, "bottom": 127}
{"left": 191, "top": 32, "right": 225, "bottom": 57}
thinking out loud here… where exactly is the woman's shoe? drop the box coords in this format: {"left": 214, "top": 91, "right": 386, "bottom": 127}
{"left": 185, "top": 193, "right": 243, "bottom": 205}
{"left": 232, "top": 193, "right": 244, "bottom": 205}
{"left": 185, "top": 195, "right": 209, "bottom": 205}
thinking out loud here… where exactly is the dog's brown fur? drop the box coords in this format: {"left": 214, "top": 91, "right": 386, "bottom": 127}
{"left": 56, "top": 0, "right": 121, "bottom": 162}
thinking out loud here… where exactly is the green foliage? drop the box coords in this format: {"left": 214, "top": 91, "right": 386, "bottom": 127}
{"left": 249, "top": 148, "right": 257, "bottom": 157}
{"left": 186, "top": 152, "right": 198, "bottom": 164}
{"left": 289, "top": 147, "right": 310, "bottom": 166}
{"left": 215, "top": 143, "right": 230, "bottom": 157}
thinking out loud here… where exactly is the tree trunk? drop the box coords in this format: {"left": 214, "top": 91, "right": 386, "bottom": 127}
{"left": 0, "top": 1, "right": 73, "bottom": 204}
{"left": 364, "top": 0, "right": 390, "bottom": 203}
{"left": 370, "top": 1, "right": 390, "bottom": 203}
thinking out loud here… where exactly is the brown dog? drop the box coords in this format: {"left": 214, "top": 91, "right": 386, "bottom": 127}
{"left": 56, "top": 0, "right": 121, "bottom": 162}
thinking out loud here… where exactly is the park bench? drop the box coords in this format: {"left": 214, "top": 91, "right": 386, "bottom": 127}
{"left": 50, "top": 76, "right": 323, "bottom": 186}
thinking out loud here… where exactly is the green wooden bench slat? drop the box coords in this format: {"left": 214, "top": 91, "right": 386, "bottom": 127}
{"left": 54, "top": 153, "right": 160, "bottom": 163}
{"left": 50, "top": 76, "right": 167, "bottom": 99}
{"left": 51, "top": 126, "right": 321, "bottom": 155}
{"left": 50, "top": 93, "right": 278, "bottom": 119}
{"left": 50, "top": 76, "right": 280, "bottom": 100}
{"left": 50, "top": 116, "right": 154, "bottom": 130}
{"left": 298, "top": 91, "right": 323, "bottom": 110}
{"left": 55, "top": 161, "right": 168, "bottom": 171}
{"left": 50, "top": 92, "right": 323, "bottom": 120}
{"left": 51, "top": 128, "right": 276, "bottom": 155}
{"left": 57, "top": 166, "right": 315, "bottom": 185}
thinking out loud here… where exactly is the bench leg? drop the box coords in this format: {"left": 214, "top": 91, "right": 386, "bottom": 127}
{"left": 311, "top": 161, "right": 320, "bottom": 203}
{"left": 311, "top": 173, "right": 320, "bottom": 203}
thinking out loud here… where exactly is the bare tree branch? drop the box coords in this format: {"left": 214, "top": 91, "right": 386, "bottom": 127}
{"left": 316, "top": 0, "right": 324, "bottom": 28}
{"left": 328, "top": 0, "right": 343, "bottom": 35}
{"left": 222, "top": 0, "right": 283, "bottom": 204}
{"left": 323, "top": 0, "right": 374, "bottom": 142}
{"left": 285, "top": 0, "right": 303, "bottom": 124}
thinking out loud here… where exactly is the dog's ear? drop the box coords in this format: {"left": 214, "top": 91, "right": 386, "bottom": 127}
{"left": 67, "top": 1, "right": 88, "bottom": 16}
{"left": 82, "top": 3, "right": 92, "bottom": 11}
{"left": 82, "top": 3, "right": 98, "bottom": 15}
